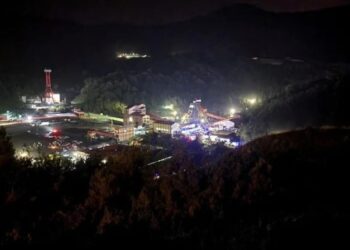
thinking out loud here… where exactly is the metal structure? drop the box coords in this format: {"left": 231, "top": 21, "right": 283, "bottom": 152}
{"left": 186, "top": 99, "right": 226, "bottom": 124}
{"left": 187, "top": 99, "right": 205, "bottom": 123}
{"left": 44, "top": 68, "right": 54, "bottom": 101}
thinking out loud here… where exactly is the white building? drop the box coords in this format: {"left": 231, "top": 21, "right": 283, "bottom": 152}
{"left": 128, "top": 104, "right": 146, "bottom": 115}
{"left": 209, "top": 120, "right": 235, "bottom": 132}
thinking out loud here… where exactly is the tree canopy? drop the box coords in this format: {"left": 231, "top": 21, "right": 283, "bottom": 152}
{"left": 0, "top": 128, "right": 349, "bottom": 249}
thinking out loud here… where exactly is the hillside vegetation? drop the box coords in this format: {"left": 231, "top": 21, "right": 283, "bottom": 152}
{"left": 1, "top": 127, "right": 349, "bottom": 248}
{"left": 240, "top": 73, "right": 350, "bottom": 140}
{"left": 1, "top": 4, "right": 350, "bottom": 99}
{"left": 74, "top": 55, "right": 350, "bottom": 116}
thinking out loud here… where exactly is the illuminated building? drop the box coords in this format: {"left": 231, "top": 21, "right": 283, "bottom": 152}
{"left": 142, "top": 115, "right": 151, "bottom": 126}
{"left": 152, "top": 119, "right": 176, "bottom": 134}
{"left": 209, "top": 120, "right": 235, "bottom": 132}
{"left": 125, "top": 112, "right": 144, "bottom": 127}
{"left": 125, "top": 104, "right": 148, "bottom": 127}
{"left": 116, "top": 52, "right": 150, "bottom": 60}
{"left": 21, "top": 69, "right": 62, "bottom": 108}
{"left": 128, "top": 104, "right": 146, "bottom": 115}
{"left": 43, "top": 69, "right": 61, "bottom": 104}
{"left": 114, "top": 126, "right": 135, "bottom": 142}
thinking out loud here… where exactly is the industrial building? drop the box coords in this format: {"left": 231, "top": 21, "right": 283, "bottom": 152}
{"left": 21, "top": 69, "right": 63, "bottom": 109}
{"left": 114, "top": 126, "right": 135, "bottom": 142}
{"left": 87, "top": 100, "right": 239, "bottom": 147}
{"left": 152, "top": 119, "right": 176, "bottom": 134}
{"left": 124, "top": 104, "right": 179, "bottom": 135}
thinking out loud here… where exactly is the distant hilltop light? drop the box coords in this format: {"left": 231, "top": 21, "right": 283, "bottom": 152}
{"left": 116, "top": 52, "right": 150, "bottom": 60}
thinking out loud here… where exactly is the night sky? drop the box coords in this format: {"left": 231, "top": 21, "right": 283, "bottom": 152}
{"left": 3, "top": 0, "right": 350, "bottom": 25}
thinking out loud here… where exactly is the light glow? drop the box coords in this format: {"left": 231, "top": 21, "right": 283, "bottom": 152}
{"left": 117, "top": 52, "right": 149, "bottom": 60}
{"left": 163, "top": 104, "right": 174, "bottom": 110}
{"left": 247, "top": 98, "right": 257, "bottom": 105}
{"left": 26, "top": 115, "right": 33, "bottom": 123}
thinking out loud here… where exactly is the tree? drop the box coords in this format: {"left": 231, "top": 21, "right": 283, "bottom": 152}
{"left": 0, "top": 127, "right": 15, "bottom": 166}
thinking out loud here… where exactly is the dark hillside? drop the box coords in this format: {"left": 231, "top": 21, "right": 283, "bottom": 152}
{"left": 1, "top": 4, "right": 350, "bottom": 93}
{"left": 239, "top": 73, "right": 350, "bottom": 140}
{"left": 1, "top": 128, "right": 350, "bottom": 248}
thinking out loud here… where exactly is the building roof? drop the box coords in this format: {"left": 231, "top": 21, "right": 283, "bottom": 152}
{"left": 212, "top": 132, "right": 240, "bottom": 141}
{"left": 148, "top": 112, "right": 162, "bottom": 120}
{"left": 127, "top": 103, "right": 146, "bottom": 109}
{"left": 153, "top": 119, "right": 175, "bottom": 125}
{"left": 130, "top": 111, "right": 145, "bottom": 117}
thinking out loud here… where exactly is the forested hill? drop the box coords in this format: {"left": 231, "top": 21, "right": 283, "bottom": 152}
{"left": 73, "top": 54, "right": 350, "bottom": 118}
{"left": 239, "top": 72, "right": 350, "bottom": 140}
{"left": 2, "top": 4, "right": 350, "bottom": 126}
{"left": 1, "top": 4, "right": 350, "bottom": 91}
{"left": 1, "top": 127, "right": 350, "bottom": 248}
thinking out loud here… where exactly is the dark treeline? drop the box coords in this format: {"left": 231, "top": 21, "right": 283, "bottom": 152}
{"left": 1, "top": 126, "right": 350, "bottom": 249}
{"left": 0, "top": 80, "right": 22, "bottom": 113}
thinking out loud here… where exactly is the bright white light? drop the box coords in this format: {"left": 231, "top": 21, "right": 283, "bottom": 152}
{"left": 129, "top": 117, "right": 133, "bottom": 122}
{"left": 189, "top": 135, "right": 197, "bottom": 141}
{"left": 163, "top": 104, "right": 174, "bottom": 110}
{"left": 247, "top": 98, "right": 257, "bottom": 105}
{"left": 210, "top": 135, "right": 218, "bottom": 141}
{"left": 20, "top": 151, "right": 28, "bottom": 158}
{"left": 172, "top": 111, "right": 178, "bottom": 116}
{"left": 230, "top": 108, "right": 236, "bottom": 116}
{"left": 101, "top": 159, "right": 107, "bottom": 164}
{"left": 16, "top": 151, "right": 29, "bottom": 158}
{"left": 70, "top": 151, "right": 88, "bottom": 163}
{"left": 26, "top": 115, "right": 33, "bottom": 123}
